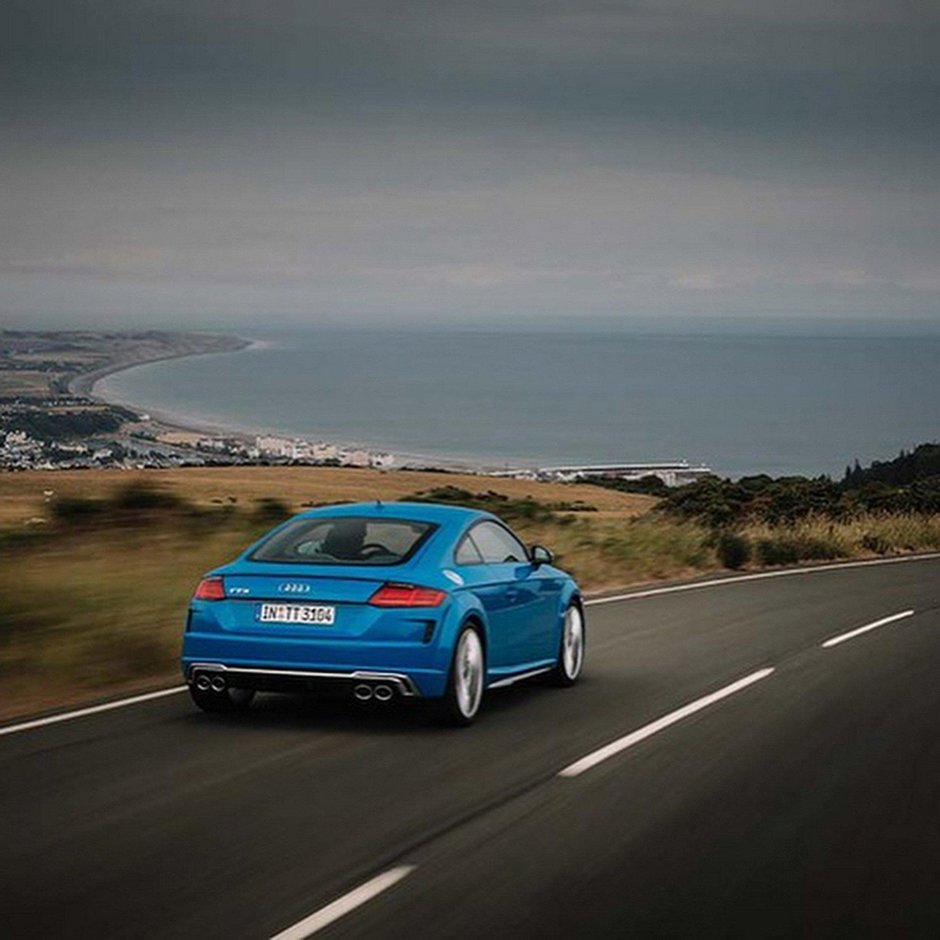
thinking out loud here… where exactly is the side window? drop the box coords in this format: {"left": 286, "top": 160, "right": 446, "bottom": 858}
{"left": 455, "top": 533, "right": 484, "bottom": 565}
{"left": 470, "top": 522, "right": 528, "bottom": 564}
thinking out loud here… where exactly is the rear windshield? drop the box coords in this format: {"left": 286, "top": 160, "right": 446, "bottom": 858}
{"left": 250, "top": 516, "right": 436, "bottom": 566}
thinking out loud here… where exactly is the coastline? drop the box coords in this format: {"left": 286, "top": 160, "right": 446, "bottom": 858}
{"left": 86, "top": 334, "right": 497, "bottom": 472}
{"left": 69, "top": 333, "right": 254, "bottom": 400}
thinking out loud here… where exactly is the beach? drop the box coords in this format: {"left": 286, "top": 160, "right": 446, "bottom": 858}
{"left": 90, "top": 328, "right": 940, "bottom": 479}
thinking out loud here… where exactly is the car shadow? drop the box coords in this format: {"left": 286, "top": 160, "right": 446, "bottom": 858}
{"left": 177, "top": 674, "right": 589, "bottom": 736}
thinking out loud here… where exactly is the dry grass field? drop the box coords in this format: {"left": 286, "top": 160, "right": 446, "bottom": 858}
{"left": 0, "top": 467, "right": 659, "bottom": 719}
{"left": 0, "top": 465, "right": 655, "bottom": 527}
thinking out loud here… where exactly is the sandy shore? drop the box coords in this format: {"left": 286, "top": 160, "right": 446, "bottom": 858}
{"left": 83, "top": 333, "right": 496, "bottom": 471}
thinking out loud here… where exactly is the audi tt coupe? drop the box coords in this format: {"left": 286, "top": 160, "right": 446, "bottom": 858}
{"left": 181, "top": 501, "right": 585, "bottom": 724}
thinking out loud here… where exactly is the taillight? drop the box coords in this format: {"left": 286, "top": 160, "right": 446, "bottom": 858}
{"left": 193, "top": 576, "right": 225, "bottom": 601}
{"left": 369, "top": 583, "right": 447, "bottom": 607}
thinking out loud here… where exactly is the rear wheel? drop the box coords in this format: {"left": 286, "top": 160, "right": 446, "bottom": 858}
{"left": 437, "top": 625, "right": 485, "bottom": 726}
{"left": 552, "top": 602, "right": 585, "bottom": 687}
{"left": 189, "top": 685, "right": 255, "bottom": 714}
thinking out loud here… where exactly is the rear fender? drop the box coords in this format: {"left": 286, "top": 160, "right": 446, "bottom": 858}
{"left": 438, "top": 591, "right": 489, "bottom": 666}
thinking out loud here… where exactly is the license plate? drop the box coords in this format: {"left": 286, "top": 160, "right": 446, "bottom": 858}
{"left": 257, "top": 603, "right": 336, "bottom": 625}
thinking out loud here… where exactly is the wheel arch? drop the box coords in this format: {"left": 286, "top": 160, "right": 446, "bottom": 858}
{"left": 459, "top": 611, "right": 488, "bottom": 659}
{"left": 557, "top": 581, "right": 585, "bottom": 640}
{"left": 441, "top": 591, "right": 490, "bottom": 660}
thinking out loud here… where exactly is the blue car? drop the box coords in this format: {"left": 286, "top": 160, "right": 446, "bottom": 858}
{"left": 181, "top": 501, "right": 585, "bottom": 724}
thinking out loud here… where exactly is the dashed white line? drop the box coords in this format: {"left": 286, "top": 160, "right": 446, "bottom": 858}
{"left": 270, "top": 866, "right": 416, "bottom": 940}
{"left": 821, "top": 609, "right": 915, "bottom": 649}
{"left": 0, "top": 686, "right": 186, "bottom": 737}
{"left": 584, "top": 553, "right": 940, "bottom": 607}
{"left": 558, "top": 667, "right": 776, "bottom": 778}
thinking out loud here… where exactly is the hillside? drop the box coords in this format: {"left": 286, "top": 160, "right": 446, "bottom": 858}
{"left": 844, "top": 443, "right": 940, "bottom": 487}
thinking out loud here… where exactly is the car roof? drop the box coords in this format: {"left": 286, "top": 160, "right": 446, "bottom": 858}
{"left": 296, "top": 501, "right": 493, "bottom": 525}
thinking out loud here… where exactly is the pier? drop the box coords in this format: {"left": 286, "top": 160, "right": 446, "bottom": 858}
{"left": 536, "top": 461, "right": 712, "bottom": 487}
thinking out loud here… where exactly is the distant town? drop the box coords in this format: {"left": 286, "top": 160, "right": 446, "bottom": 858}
{"left": 0, "top": 330, "right": 710, "bottom": 485}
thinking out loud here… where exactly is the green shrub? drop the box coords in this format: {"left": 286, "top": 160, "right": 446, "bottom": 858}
{"left": 716, "top": 531, "right": 751, "bottom": 569}
{"left": 587, "top": 475, "right": 671, "bottom": 498}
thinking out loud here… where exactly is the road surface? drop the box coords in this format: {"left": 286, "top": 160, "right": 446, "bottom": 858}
{"left": 2, "top": 555, "right": 939, "bottom": 939}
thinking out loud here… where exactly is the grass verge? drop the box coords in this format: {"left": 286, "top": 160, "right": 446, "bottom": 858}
{"left": 1, "top": 470, "right": 938, "bottom": 721}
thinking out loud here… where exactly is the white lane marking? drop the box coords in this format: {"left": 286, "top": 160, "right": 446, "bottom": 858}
{"left": 821, "top": 609, "right": 915, "bottom": 649}
{"left": 270, "top": 866, "right": 416, "bottom": 940}
{"left": 558, "top": 668, "right": 775, "bottom": 778}
{"left": 584, "top": 553, "right": 940, "bottom": 607}
{"left": 3, "top": 552, "right": 936, "bottom": 739}
{"left": 0, "top": 686, "right": 186, "bottom": 738}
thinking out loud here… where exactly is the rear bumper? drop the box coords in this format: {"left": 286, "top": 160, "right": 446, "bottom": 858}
{"left": 185, "top": 661, "right": 421, "bottom": 697}
{"left": 181, "top": 630, "right": 450, "bottom": 696}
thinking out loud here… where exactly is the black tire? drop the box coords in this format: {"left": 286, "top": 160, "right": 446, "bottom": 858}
{"left": 551, "top": 601, "right": 585, "bottom": 687}
{"left": 435, "top": 624, "right": 486, "bottom": 727}
{"left": 189, "top": 685, "right": 255, "bottom": 714}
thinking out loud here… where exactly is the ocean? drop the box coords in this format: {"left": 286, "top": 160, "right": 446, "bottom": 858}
{"left": 97, "top": 328, "right": 940, "bottom": 478}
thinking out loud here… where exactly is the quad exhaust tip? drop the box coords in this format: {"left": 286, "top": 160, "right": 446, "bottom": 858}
{"left": 354, "top": 683, "right": 395, "bottom": 702}
{"left": 194, "top": 670, "right": 401, "bottom": 701}
{"left": 193, "top": 672, "right": 225, "bottom": 692}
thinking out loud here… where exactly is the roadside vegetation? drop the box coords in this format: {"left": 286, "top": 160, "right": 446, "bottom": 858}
{"left": 653, "top": 443, "right": 940, "bottom": 569}
{"left": 0, "top": 469, "right": 649, "bottom": 720}
{"left": 0, "top": 446, "right": 938, "bottom": 720}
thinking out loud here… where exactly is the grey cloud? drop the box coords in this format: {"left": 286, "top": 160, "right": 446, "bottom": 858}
{"left": 1, "top": 1, "right": 938, "bottom": 327}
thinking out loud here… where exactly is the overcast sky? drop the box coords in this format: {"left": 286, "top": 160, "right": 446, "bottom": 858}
{"left": 2, "top": 1, "right": 938, "bottom": 330}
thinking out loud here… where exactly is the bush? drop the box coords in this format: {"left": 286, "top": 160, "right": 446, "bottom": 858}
{"left": 587, "top": 475, "right": 671, "bottom": 498}
{"left": 252, "top": 496, "right": 292, "bottom": 523}
{"left": 661, "top": 475, "right": 846, "bottom": 527}
{"left": 49, "top": 481, "right": 192, "bottom": 530}
{"left": 112, "top": 481, "right": 184, "bottom": 512}
{"left": 754, "top": 534, "right": 843, "bottom": 567}
{"left": 716, "top": 531, "right": 751, "bottom": 569}
{"left": 51, "top": 496, "right": 108, "bottom": 524}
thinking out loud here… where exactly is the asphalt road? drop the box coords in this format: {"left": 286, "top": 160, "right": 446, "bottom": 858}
{"left": 2, "top": 556, "right": 939, "bottom": 939}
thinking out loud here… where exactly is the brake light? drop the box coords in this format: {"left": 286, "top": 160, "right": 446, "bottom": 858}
{"left": 193, "top": 576, "right": 225, "bottom": 601}
{"left": 369, "top": 583, "right": 447, "bottom": 607}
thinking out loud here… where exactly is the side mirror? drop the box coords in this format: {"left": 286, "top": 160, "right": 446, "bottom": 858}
{"left": 530, "top": 544, "right": 554, "bottom": 567}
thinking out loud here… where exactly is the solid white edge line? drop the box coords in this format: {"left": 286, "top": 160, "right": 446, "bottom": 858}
{"left": 0, "top": 686, "right": 187, "bottom": 737}
{"left": 584, "top": 552, "right": 940, "bottom": 607}
{"left": 3, "top": 552, "right": 937, "bottom": 739}
{"left": 558, "top": 667, "right": 775, "bottom": 778}
{"left": 821, "top": 609, "right": 915, "bottom": 649}
{"left": 270, "top": 866, "right": 416, "bottom": 940}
